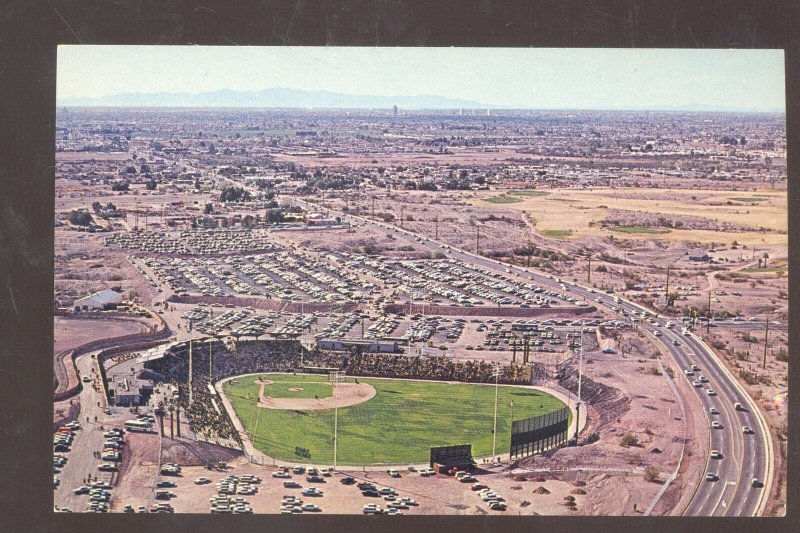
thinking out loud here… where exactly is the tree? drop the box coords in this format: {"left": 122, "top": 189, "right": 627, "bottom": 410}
{"left": 91, "top": 201, "right": 102, "bottom": 213}
{"left": 68, "top": 210, "right": 93, "bottom": 226}
{"left": 762, "top": 252, "right": 769, "bottom": 267}
{"left": 111, "top": 181, "right": 130, "bottom": 191}
{"left": 145, "top": 178, "right": 157, "bottom": 190}
{"left": 265, "top": 208, "right": 284, "bottom": 223}
{"left": 205, "top": 203, "right": 213, "bottom": 214}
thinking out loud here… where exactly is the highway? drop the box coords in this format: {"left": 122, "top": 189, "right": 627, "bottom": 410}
{"left": 290, "top": 196, "right": 773, "bottom": 517}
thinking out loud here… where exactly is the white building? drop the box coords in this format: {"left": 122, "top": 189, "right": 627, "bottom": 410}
{"left": 73, "top": 289, "right": 123, "bottom": 312}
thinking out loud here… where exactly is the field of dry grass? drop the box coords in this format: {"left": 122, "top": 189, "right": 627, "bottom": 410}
{"left": 471, "top": 187, "right": 787, "bottom": 245}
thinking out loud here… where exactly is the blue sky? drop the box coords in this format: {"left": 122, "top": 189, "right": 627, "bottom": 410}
{"left": 57, "top": 46, "right": 785, "bottom": 111}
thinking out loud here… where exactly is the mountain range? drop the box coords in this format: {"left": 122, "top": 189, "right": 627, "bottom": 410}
{"left": 57, "top": 88, "right": 492, "bottom": 110}
{"left": 57, "top": 88, "right": 784, "bottom": 113}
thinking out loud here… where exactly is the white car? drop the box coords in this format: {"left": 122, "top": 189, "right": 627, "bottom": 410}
{"left": 194, "top": 477, "right": 211, "bottom": 485}
{"left": 711, "top": 421, "right": 722, "bottom": 429}
{"left": 706, "top": 389, "right": 716, "bottom": 396}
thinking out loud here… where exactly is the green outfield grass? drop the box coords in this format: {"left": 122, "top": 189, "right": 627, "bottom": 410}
{"left": 260, "top": 375, "right": 332, "bottom": 399}
{"left": 222, "top": 373, "right": 567, "bottom": 465}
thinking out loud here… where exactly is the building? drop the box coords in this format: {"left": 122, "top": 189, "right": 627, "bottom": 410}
{"left": 109, "top": 372, "right": 155, "bottom": 407}
{"left": 73, "top": 289, "right": 123, "bottom": 312}
{"left": 689, "top": 253, "right": 711, "bottom": 262}
{"left": 316, "top": 338, "right": 400, "bottom": 354}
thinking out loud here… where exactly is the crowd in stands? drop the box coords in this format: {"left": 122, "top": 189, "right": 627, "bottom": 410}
{"left": 344, "top": 353, "right": 529, "bottom": 385}
{"left": 143, "top": 339, "right": 530, "bottom": 442}
{"left": 145, "top": 340, "right": 345, "bottom": 442}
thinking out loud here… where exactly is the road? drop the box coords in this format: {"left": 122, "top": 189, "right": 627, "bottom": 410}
{"left": 54, "top": 350, "right": 125, "bottom": 512}
{"left": 289, "top": 196, "right": 773, "bottom": 517}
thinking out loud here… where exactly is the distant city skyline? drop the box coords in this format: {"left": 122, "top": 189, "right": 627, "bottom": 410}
{"left": 57, "top": 46, "right": 785, "bottom": 112}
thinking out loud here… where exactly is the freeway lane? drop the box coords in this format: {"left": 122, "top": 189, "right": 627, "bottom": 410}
{"left": 290, "top": 197, "right": 772, "bottom": 516}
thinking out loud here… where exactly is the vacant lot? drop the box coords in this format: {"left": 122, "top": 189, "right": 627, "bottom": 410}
{"left": 223, "top": 374, "right": 566, "bottom": 465}
{"left": 473, "top": 187, "right": 787, "bottom": 245}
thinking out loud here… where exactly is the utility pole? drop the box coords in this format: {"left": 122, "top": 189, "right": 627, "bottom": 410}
{"left": 435, "top": 216, "right": 439, "bottom": 240}
{"left": 476, "top": 226, "right": 480, "bottom": 255}
{"left": 587, "top": 255, "right": 592, "bottom": 283}
{"left": 763, "top": 315, "right": 770, "bottom": 370}
{"left": 707, "top": 290, "right": 712, "bottom": 334}
{"left": 209, "top": 338, "right": 213, "bottom": 384}
{"left": 400, "top": 205, "right": 404, "bottom": 228}
{"left": 665, "top": 267, "right": 670, "bottom": 307}
{"left": 188, "top": 338, "right": 193, "bottom": 405}
{"left": 175, "top": 404, "right": 181, "bottom": 438}
{"left": 371, "top": 197, "right": 375, "bottom": 219}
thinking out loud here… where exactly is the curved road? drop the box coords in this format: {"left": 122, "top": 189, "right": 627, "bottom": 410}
{"left": 290, "top": 196, "right": 773, "bottom": 517}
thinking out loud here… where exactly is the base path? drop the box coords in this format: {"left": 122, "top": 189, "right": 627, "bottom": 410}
{"left": 216, "top": 373, "right": 587, "bottom": 470}
{"left": 254, "top": 378, "right": 377, "bottom": 410}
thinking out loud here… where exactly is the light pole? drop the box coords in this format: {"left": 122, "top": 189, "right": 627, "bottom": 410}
{"left": 491, "top": 363, "right": 501, "bottom": 460}
{"left": 574, "top": 325, "right": 584, "bottom": 443}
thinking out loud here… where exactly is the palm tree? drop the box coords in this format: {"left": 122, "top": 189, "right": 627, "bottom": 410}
{"left": 762, "top": 252, "right": 769, "bottom": 268}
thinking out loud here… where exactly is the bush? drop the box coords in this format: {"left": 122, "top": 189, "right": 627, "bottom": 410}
{"left": 643, "top": 466, "right": 660, "bottom": 482}
{"left": 621, "top": 432, "right": 639, "bottom": 447}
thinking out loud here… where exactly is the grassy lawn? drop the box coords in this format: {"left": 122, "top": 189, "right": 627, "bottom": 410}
{"left": 223, "top": 374, "right": 566, "bottom": 465}
{"left": 510, "top": 190, "right": 551, "bottom": 197}
{"left": 740, "top": 266, "right": 786, "bottom": 274}
{"left": 482, "top": 195, "right": 523, "bottom": 204}
{"left": 728, "top": 196, "right": 768, "bottom": 203}
{"left": 608, "top": 225, "right": 671, "bottom": 234}
{"left": 540, "top": 229, "right": 572, "bottom": 238}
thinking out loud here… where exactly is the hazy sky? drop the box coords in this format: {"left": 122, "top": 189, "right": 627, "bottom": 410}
{"left": 57, "top": 46, "right": 785, "bottom": 111}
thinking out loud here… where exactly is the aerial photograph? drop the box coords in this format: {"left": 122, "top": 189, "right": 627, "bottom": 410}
{"left": 52, "top": 46, "right": 786, "bottom": 516}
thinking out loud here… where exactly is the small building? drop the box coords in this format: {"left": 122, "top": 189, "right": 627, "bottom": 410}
{"left": 109, "top": 371, "right": 154, "bottom": 407}
{"left": 689, "top": 253, "right": 711, "bottom": 262}
{"left": 73, "top": 289, "right": 123, "bottom": 312}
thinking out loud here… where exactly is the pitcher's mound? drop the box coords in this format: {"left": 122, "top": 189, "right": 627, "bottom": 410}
{"left": 257, "top": 381, "right": 377, "bottom": 410}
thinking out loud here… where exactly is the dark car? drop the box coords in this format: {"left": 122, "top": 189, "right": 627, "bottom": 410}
{"left": 283, "top": 481, "right": 301, "bottom": 489}
{"left": 306, "top": 475, "right": 325, "bottom": 483}
{"left": 340, "top": 477, "right": 356, "bottom": 485}
{"left": 156, "top": 481, "right": 176, "bottom": 488}
{"left": 362, "top": 490, "right": 380, "bottom": 497}
{"left": 357, "top": 482, "right": 376, "bottom": 491}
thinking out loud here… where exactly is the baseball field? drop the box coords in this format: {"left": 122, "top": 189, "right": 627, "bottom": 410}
{"left": 222, "top": 373, "right": 567, "bottom": 465}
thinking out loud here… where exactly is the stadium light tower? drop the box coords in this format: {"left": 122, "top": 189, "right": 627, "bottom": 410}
{"left": 491, "top": 362, "right": 502, "bottom": 460}
{"left": 575, "top": 324, "right": 584, "bottom": 443}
